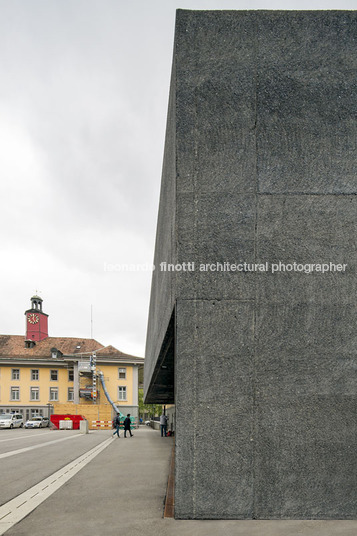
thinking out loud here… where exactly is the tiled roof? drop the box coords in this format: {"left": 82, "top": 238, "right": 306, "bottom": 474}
{"left": 96, "top": 345, "right": 139, "bottom": 360}
{"left": 0, "top": 335, "right": 144, "bottom": 363}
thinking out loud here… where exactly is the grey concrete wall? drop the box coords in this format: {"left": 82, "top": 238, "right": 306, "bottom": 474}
{"left": 145, "top": 10, "right": 357, "bottom": 519}
{"left": 144, "top": 59, "right": 176, "bottom": 403}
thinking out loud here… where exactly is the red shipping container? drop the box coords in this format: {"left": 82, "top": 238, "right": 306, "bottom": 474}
{"left": 50, "top": 414, "right": 86, "bottom": 430}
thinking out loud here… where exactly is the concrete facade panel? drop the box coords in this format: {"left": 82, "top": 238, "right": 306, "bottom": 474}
{"left": 175, "top": 299, "right": 255, "bottom": 519}
{"left": 254, "top": 396, "right": 357, "bottom": 518}
{"left": 145, "top": 9, "right": 357, "bottom": 519}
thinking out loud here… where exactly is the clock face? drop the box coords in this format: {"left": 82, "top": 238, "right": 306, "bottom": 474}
{"left": 28, "top": 313, "right": 39, "bottom": 325}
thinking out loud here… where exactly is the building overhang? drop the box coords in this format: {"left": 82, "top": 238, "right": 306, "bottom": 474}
{"left": 144, "top": 311, "right": 174, "bottom": 404}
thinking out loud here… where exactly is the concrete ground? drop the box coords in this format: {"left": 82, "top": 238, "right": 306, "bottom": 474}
{"left": 4, "top": 426, "right": 357, "bottom": 536}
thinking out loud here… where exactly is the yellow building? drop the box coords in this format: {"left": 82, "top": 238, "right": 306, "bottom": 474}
{"left": 0, "top": 296, "right": 144, "bottom": 425}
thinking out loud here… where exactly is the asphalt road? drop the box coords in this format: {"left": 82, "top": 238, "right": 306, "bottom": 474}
{"left": 0, "top": 428, "right": 110, "bottom": 507}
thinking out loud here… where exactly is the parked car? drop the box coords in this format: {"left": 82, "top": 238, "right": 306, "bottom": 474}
{"left": 24, "top": 416, "right": 50, "bottom": 428}
{"left": 0, "top": 413, "right": 24, "bottom": 429}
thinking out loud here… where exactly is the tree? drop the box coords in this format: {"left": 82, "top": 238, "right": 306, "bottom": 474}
{"left": 138, "top": 388, "right": 162, "bottom": 420}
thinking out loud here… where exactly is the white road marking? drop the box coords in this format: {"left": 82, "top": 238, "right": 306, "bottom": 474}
{"left": 0, "top": 436, "right": 113, "bottom": 535}
{"left": 0, "top": 434, "right": 83, "bottom": 459}
{"left": 0, "top": 432, "right": 53, "bottom": 443}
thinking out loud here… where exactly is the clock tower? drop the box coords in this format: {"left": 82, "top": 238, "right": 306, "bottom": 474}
{"left": 25, "top": 295, "right": 49, "bottom": 342}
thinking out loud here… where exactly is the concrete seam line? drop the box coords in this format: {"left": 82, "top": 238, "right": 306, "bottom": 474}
{"left": 0, "top": 436, "right": 114, "bottom": 535}
{"left": 0, "top": 434, "right": 84, "bottom": 459}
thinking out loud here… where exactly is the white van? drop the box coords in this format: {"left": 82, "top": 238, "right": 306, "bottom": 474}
{"left": 0, "top": 413, "right": 24, "bottom": 429}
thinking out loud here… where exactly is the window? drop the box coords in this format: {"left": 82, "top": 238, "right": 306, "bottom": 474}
{"left": 50, "top": 370, "right": 58, "bottom": 381}
{"left": 118, "top": 368, "right": 126, "bottom": 379}
{"left": 12, "top": 369, "right": 20, "bottom": 380}
{"left": 31, "top": 409, "right": 42, "bottom": 417}
{"left": 31, "top": 369, "right": 39, "bottom": 381}
{"left": 49, "top": 388, "right": 58, "bottom": 401}
{"left": 118, "top": 386, "right": 127, "bottom": 401}
{"left": 68, "top": 369, "right": 74, "bottom": 382}
{"left": 11, "top": 387, "right": 20, "bottom": 400}
{"left": 30, "top": 387, "right": 39, "bottom": 401}
{"left": 68, "top": 388, "right": 74, "bottom": 401}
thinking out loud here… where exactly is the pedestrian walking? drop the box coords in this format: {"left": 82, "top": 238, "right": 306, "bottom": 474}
{"left": 160, "top": 413, "right": 168, "bottom": 437}
{"left": 124, "top": 414, "right": 133, "bottom": 437}
{"left": 112, "top": 413, "right": 121, "bottom": 438}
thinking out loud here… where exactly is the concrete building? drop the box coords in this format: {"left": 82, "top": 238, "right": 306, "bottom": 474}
{"left": 0, "top": 295, "right": 144, "bottom": 425}
{"left": 144, "top": 10, "right": 357, "bottom": 520}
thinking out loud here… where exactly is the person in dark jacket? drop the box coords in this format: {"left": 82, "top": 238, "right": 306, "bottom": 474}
{"left": 112, "top": 413, "right": 121, "bottom": 438}
{"left": 123, "top": 413, "right": 133, "bottom": 437}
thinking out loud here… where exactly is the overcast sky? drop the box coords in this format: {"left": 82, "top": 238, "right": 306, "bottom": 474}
{"left": 0, "top": 0, "right": 355, "bottom": 357}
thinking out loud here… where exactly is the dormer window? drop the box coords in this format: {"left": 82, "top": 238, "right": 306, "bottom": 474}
{"left": 50, "top": 348, "right": 62, "bottom": 359}
{"left": 25, "top": 340, "right": 36, "bottom": 349}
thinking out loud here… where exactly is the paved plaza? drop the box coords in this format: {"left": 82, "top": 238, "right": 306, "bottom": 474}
{"left": 0, "top": 426, "right": 356, "bottom": 535}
